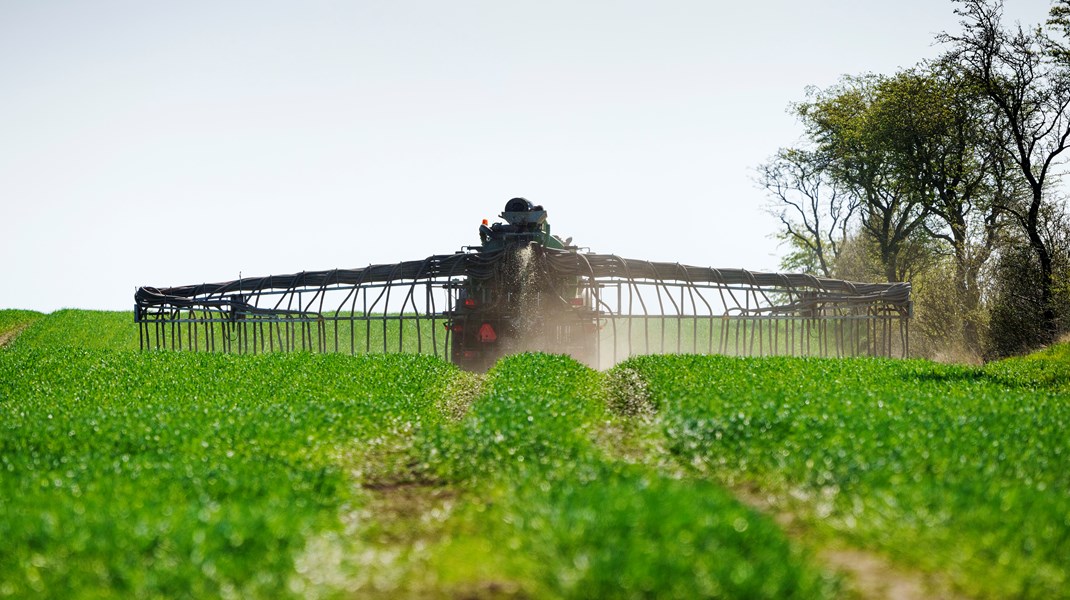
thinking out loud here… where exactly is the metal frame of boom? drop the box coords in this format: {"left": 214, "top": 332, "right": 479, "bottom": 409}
{"left": 135, "top": 246, "right": 911, "bottom": 368}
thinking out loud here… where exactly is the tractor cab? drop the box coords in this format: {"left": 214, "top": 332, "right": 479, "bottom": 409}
{"left": 478, "top": 197, "right": 570, "bottom": 251}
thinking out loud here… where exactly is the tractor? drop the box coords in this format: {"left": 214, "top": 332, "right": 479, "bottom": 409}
{"left": 447, "top": 198, "right": 598, "bottom": 371}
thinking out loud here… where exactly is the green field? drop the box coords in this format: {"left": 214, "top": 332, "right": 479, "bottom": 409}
{"left": 1, "top": 309, "right": 1068, "bottom": 598}
{"left": 0, "top": 309, "right": 43, "bottom": 343}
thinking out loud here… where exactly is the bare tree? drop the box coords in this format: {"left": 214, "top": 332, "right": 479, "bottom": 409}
{"left": 758, "top": 148, "right": 857, "bottom": 277}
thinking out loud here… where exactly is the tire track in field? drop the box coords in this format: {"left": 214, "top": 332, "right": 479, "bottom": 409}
{"left": 0, "top": 323, "right": 32, "bottom": 347}
{"left": 599, "top": 365, "right": 964, "bottom": 600}
{"left": 297, "top": 370, "right": 494, "bottom": 598}
{"left": 729, "top": 484, "right": 964, "bottom": 600}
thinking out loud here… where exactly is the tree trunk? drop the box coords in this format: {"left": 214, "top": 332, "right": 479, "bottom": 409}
{"left": 1026, "top": 187, "right": 1058, "bottom": 345}
{"left": 961, "top": 260, "right": 983, "bottom": 352}
{"left": 884, "top": 252, "right": 900, "bottom": 283}
{"left": 951, "top": 215, "right": 982, "bottom": 353}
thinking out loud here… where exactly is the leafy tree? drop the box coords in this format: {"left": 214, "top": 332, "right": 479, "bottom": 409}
{"left": 986, "top": 199, "right": 1070, "bottom": 357}
{"left": 768, "top": 65, "right": 1009, "bottom": 355}
{"left": 796, "top": 76, "right": 933, "bottom": 283}
{"left": 868, "top": 66, "right": 1007, "bottom": 349}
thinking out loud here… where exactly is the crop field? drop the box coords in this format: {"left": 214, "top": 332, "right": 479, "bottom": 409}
{"left": 1, "top": 309, "right": 1068, "bottom": 598}
{"left": 0, "top": 310, "right": 42, "bottom": 345}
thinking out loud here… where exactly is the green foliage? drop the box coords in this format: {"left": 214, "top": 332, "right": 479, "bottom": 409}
{"left": 0, "top": 348, "right": 457, "bottom": 599}
{"left": 986, "top": 226, "right": 1070, "bottom": 359}
{"left": 909, "top": 256, "right": 989, "bottom": 361}
{"left": 0, "top": 309, "right": 43, "bottom": 340}
{"left": 984, "top": 341, "right": 1070, "bottom": 392}
{"left": 6, "top": 308, "right": 1069, "bottom": 598}
{"left": 771, "top": 56, "right": 1012, "bottom": 359}
{"left": 420, "top": 353, "right": 834, "bottom": 599}
{"left": 776, "top": 229, "right": 829, "bottom": 276}
{"left": 11, "top": 310, "right": 141, "bottom": 351}
{"left": 793, "top": 69, "right": 987, "bottom": 288}
{"left": 624, "top": 352, "right": 1070, "bottom": 599}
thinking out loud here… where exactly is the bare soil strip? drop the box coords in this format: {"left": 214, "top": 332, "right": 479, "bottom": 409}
{"left": 354, "top": 468, "right": 530, "bottom": 598}
{"left": 441, "top": 371, "right": 484, "bottom": 422}
{"left": 731, "top": 486, "right": 964, "bottom": 600}
{"left": 360, "top": 479, "right": 457, "bottom": 546}
{"left": 820, "top": 548, "right": 957, "bottom": 600}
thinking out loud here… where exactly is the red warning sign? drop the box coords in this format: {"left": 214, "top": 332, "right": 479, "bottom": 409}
{"left": 478, "top": 322, "right": 497, "bottom": 343}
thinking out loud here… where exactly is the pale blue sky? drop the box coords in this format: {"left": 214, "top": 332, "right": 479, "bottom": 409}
{"left": 0, "top": 0, "right": 1057, "bottom": 311}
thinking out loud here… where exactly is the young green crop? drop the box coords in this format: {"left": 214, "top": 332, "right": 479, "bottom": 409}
{"left": 623, "top": 353, "right": 1070, "bottom": 599}
{"left": 10, "top": 310, "right": 140, "bottom": 351}
{"left": 983, "top": 341, "right": 1070, "bottom": 392}
{"left": 414, "top": 353, "right": 836, "bottom": 599}
{"left": 0, "top": 348, "right": 458, "bottom": 598}
{"left": 1, "top": 310, "right": 836, "bottom": 599}
{"left": 17, "top": 309, "right": 453, "bottom": 358}
{"left": 9, "top": 308, "right": 1068, "bottom": 598}
{"left": 0, "top": 309, "right": 43, "bottom": 340}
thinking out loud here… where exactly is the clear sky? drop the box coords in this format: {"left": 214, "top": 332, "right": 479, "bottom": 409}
{"left": 0, "top": 0, "right": 1057, "bottom": 311}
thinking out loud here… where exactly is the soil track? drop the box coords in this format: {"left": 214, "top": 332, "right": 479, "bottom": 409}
{"left": 600, "top": 372, "right": 964, "bottom": 600}
{"left": 727, "top": 484, "right": 964, "bottom": 600}
{"left": 0, "top": 323, "right": 30, "bottom": 347}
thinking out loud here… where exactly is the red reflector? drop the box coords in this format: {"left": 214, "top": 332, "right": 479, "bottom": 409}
{"left": 463, "top": 298, "right": 477, "bottom": 308}
{"left": 445, "top": 323, "right": 463, "bottom": 332}
{"left": 478, "top": 323, "right": 497, "bottom": 343}
{"left": 570, "top": 297, "right": 584, "bottom": 306}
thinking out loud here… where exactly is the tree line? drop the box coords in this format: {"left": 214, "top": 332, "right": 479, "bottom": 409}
{"left": 761, "top": 0, "right": 1070, "bottom": 360}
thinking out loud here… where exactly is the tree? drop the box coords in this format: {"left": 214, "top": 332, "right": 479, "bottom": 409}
{"left": 796, "top": 76, "right": 933, "bottom": 283}
{"left": 758, "top": 148, "right": 857, "bottom": 277}
{"left": 941, "top": 0, "right": 1070, "bottom": 344}
{"left": 986, "top": 197, "right": 1070, "bottom": 357}
{"left": 768, "top": 66, "right": 1009, "bottom": 355}
{"left": 868, "top": 65, "right": 1007, "bottom": 349}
